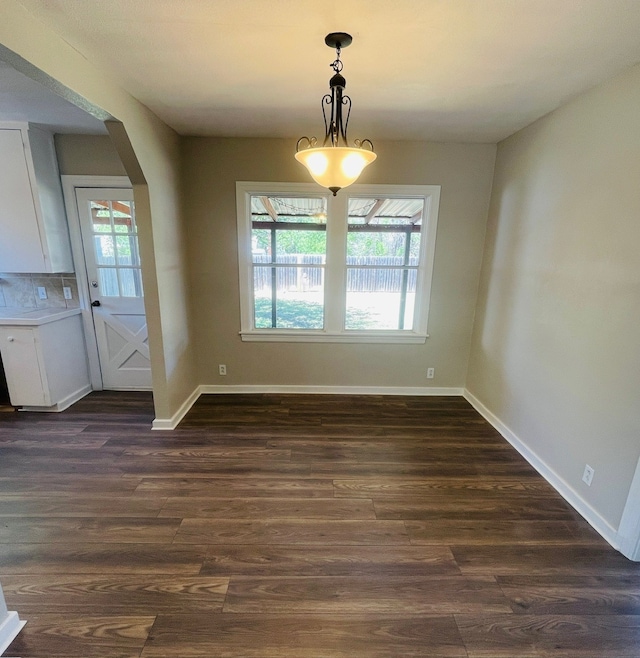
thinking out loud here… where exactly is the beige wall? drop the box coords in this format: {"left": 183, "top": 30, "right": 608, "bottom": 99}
{"left": 55, "top": 134, "right": 127, "bottom": 177}
{"left": 467, "top": 63, "right": 640, "bottom": 528}
{"left": 183, "top": 137, "right": 496, "bottom": 388}
{"left": 0, "top": 1, "right": 196, "bottom": 421}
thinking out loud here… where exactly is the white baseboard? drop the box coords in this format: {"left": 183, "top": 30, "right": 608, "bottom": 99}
{"left": 19, "top": 384, "right": 92, "bottom": 413}
{"left": 0, "top": 611, "right": 26, "bottom": 656}
{"left": 463, "top": 388, "right": 619, "bottom": 550}
{"left": 151, "top": 385, "right": 464, "bottom": 430}
{"left": 152, "top": 382, "right": 621, "bottom": 554}
{"left": 152, "top": 386, "right": 201, "bottom": 430}
{"left": 200, "top": 385, "right": 464, "bottom": 396}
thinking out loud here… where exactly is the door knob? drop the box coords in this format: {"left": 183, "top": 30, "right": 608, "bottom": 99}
{"left": 91, "top": 300, "right": 101, "bottom": 307}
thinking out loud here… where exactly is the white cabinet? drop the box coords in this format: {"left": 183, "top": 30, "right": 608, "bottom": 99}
{"left": 0, "top": 310, "right": 91, "bottom": 411}
{"left": 0, "top": 122, "right": 73, "bottom": 273}
{"left": 0, "top": 326, "right": 47, "bottom": 406}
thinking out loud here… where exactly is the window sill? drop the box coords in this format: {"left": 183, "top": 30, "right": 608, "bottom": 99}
{"left": 239, "top": 331, "right": 428, "bottom": 344}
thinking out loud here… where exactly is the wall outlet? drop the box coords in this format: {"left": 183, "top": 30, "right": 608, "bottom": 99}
{"left": 582, "top": 464, "right": 595, "bottom": 486}
{"left": 37, "top": 286, "right": 47, "bottom": 300}
{"left": 218, "top": 364, "right": 227, "bottom": 376}
{"left": 427, "top": 367, "right": 435, "bottom": 379}
{"left": 63, "top": 286, "right": 72, "bottom": 300}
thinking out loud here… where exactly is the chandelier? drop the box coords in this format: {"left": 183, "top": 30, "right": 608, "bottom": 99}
{"left": 295, "top": 32, "right": 377, "bottom": 196}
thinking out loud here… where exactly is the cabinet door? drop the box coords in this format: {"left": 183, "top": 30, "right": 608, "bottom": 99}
{"left": 0, "top": 129, "right": 47, "bottom": 272}
{"left": 0, "top": 327, "right": 48, "bottom": 406}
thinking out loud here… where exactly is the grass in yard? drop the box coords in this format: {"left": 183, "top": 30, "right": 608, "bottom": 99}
{"left": 254, "top": 297, "right": 376, "bottom": 330}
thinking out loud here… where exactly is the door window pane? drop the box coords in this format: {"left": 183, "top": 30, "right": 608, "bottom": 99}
{"left": 91, "top": 201, "right": 112, "bottom": 232}
{"left": 94, "top": 235, "right": 115, "bottom": 265}
{"left": 113, "top": 201, "right": 134, "bottom": 233}
{"left": 97, "top": 267, "right": 119, "bottom": 297}
{"left": 90, "top": 198, "right": 142, "bottom": 299}
{"left": 119, "top": 268, "right": 143, "bottom": 297}
{"left": 115, "top": 235, "right": 140, "bottom": 266}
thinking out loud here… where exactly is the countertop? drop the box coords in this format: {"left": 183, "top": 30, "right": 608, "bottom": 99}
{"left": 0, "top": 307, "right": 82, "bottom": 326}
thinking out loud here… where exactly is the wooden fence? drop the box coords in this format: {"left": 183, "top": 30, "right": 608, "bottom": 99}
{"left": 253, "top": 255, "right": 418, "bottom": 292}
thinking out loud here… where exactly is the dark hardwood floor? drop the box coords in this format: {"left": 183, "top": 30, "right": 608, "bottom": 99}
{"left": 0, "top": 391, "right": 638, "bottom": 657}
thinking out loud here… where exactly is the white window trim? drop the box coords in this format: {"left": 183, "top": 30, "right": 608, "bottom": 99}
{"left": 236, "top": 182, "right": 440, "bottom": 343}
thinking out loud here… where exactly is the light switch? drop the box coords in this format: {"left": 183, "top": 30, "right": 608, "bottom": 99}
{"left": 37, "top": 286, "right": 47, "bottom": 300}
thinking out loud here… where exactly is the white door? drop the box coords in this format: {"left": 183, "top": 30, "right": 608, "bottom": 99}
{"left": 75, "top": 188, "right": 151, "bottom": 390}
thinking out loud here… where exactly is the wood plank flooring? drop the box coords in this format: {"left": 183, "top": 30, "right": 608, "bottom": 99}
{"left": 1, "top": 391, "right": 639, "bottom": 657}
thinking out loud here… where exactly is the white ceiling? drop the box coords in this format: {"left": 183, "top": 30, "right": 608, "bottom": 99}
{"left": 11, "top": 0, "right": 640, "bottom": 142}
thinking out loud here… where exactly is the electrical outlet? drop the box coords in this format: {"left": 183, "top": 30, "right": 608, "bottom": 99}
{"left": 218, "top": 364, "right": 227, "bottom": 376}
{"left": 37, "top": 286, "right": 47, "bottom": 300}
{"left": 582, "top": 464, "right": 595, "bottom": 486}
{"left": 63, "top": 286, "right": 72, "bottom": 300}
{"left": 427, "top": 367, "right": 435, "bottom": 379}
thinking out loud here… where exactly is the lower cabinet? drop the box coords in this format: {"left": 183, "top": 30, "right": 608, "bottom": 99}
{"left": 0, "top": 314, "right": 91, "bottom": 411}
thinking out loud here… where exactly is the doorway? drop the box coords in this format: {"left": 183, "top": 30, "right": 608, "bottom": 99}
{"left": 62, "top": 176, "right": 152, "bottom": 390}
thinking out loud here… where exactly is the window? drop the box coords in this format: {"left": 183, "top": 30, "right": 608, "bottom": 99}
{"left": 236, "top": 183, "right": 440, "bottom": 343}
{"left": 250, "top": 194, "right": 327, "bottom": 330}
{"left": 90, "top": 199, "right": 143, "bottom": 298}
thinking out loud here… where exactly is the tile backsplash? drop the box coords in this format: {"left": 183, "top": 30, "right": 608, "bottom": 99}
{"left": 0, "top": 273, "right": 80, "bottom": 310}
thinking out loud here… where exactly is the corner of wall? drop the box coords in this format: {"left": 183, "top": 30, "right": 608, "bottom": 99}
{"left": 463, "top": 388, "right": 621, "bottom": 552}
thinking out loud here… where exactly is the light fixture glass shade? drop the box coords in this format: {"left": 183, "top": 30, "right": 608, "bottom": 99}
{"left": 295, "top": 147, "right": 377, "bottom": 195}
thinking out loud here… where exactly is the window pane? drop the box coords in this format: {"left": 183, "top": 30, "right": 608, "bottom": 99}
{"left": 347, "top": 198, "right": 375, "bottom": 224}
{"left": 239, "top": 185, "right": 439, "bottom": 339}
{"left": 115, "top": 235, "right": 140, "bottom": 266}
{"left": 409, "top": 232, "right": 421, "bottom": 263}
{"left": 276, "top": 267, "right": 324, "bottom": 328}
{"left": 253, "top": 266, "right": 324, "bottom": 329}
{"left": 92, "top": 219, "right": 112, "bottom": 232}
{"left": 250, "top": 195, "right": 328, "bottom": 329}
{"left": 119, "top": 268, "right": 143, "bottom": 297}
{"left": 91, "top": 201, "right": 112, "bottom": 232}
{"left": 251, "top": 197, "right": 328, "bottom": 267}
{"left": 345, "top": 197, "right": 423, "bottom": 331}
{"left": 113, "top": 201, "right": 134, "bottom": 233}
{"left": 251, "top": 196, "right": 327, "bottom": 223}
{"left": 348, "top": 197, "right": 424, "bottom": 225}
{"left": 97, "top": 267, "right": 119, "bottom": 297}
{"left": 345, "top": 268, "right": 416, "bottom": 330}
{"left": 275, "top": 231, "right": 326, "bottom": 263}
{"left": 253, "top": 264, "right": 272, "bottom": 298}
{"left": 347, "top": 230, "right": 408, "bottom": 261}
{"left": 251, "top": 228, "right": 271, "bottom": 262}
{"left": 94, "top": 235, "right": 115, "bottom": 265}
{"left": 253, "top": 269, "right": 273, "bottom": 329}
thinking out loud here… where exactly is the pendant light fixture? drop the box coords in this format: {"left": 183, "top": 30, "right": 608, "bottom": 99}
{"left": 295, "top": 32, "right": 377, "bottom": 196}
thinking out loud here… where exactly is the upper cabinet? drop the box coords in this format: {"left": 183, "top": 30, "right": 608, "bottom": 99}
{"left": 0, "top": 123, "right": 73, "bottom": 273}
